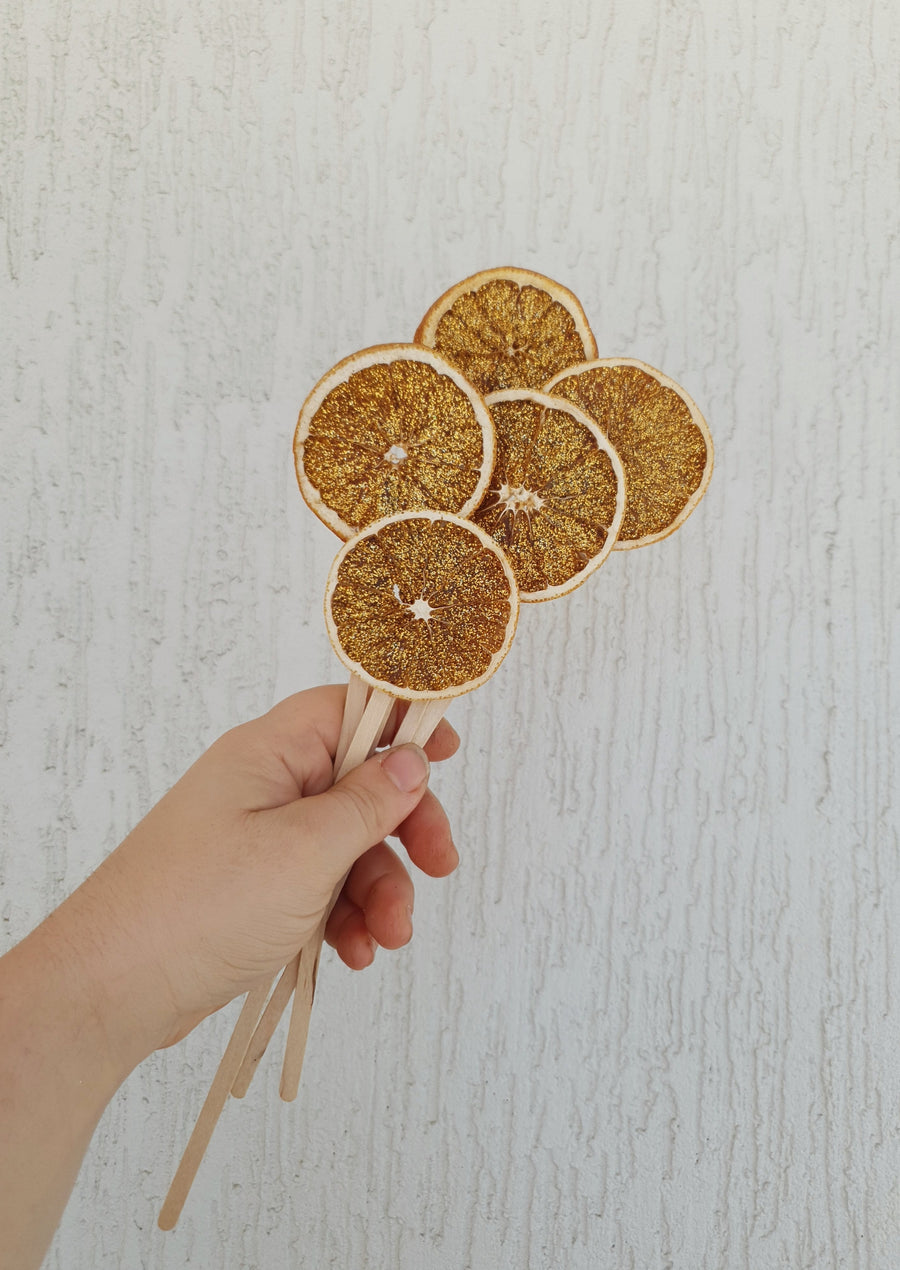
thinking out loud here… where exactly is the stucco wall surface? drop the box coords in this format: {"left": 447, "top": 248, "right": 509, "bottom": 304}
{"left": 1, "top": 1, "right": 898, "bottom": 1267}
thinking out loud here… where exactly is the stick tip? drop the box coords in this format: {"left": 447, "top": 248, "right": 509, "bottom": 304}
{"left": 157, "top": 1200, "right": 181, "bottom": 1231}
{"left": 279, "top": 1076, "right": 300, "bottom": 1103}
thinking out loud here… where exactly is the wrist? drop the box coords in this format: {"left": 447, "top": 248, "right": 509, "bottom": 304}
{"left": 24, "top": 867, "right": 180, "bottom": 1084}
{"left": 0, "top": 927, "right": 125, "bottom": 1135}
{"left": 0, "top": 888, "right": 165, "bottom": 1270}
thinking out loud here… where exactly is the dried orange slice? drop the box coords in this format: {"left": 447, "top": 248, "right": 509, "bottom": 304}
{"left": 325, "top": 512, "right": 518, "bottom": 699}
{"left": 415, "top": 267, "right": 598, "bottom": 396}
{"left": 472, "top": 390, "right": 625, "bottom": 602}
{"left": 295, "top": 345, "right": 495, "bottom": 540}
{"left": 545, "top": 359, "right": 713, "bottom": 549}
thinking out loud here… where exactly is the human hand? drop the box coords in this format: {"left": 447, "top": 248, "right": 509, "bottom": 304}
{"left": 1, "top": 684, "right": 461, "bottom": 1267}
{"left": 55, "top": 685, "right": 459, "bottom": 1073}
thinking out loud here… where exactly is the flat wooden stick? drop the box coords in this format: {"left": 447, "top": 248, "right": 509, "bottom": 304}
{"left": 158, "top": 979, "right": 272, "bottom": 1230}
{"left": 392, "top": 699, "right": 429, "bottom": 746}
{"left": 278, "top": 917, "right": 324, "bottom": 1101}
{"left": 278, "top": 694, "right": 449, "bottom": 1102}
{"left": 411, "top": 698, "right": 450, "bottom": 748}
{"left": 334, "top": 687, "right": 394, "bottom": 780}
{"left": 230, "top": 954, "right": 301, "bottom": 1098}
{"left": 334, "top": 672, "right": 368, "bottom": 773}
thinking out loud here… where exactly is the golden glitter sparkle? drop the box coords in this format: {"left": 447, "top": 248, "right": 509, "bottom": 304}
{"left": 545, "top": 358, "right": 714, "bottom": 548}
{"left": 474, "top": 390, "right": 625, "bottom": 601}
{"left": 295, "top": 345, "right": 495, "bottom": 540}
{"left": 325, "top": 511, "right": 519, "bottom": 699}
{"left": 415, "top": 267, "right": 598, "bottom": 396}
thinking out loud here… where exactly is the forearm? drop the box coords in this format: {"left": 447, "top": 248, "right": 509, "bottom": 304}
{"left": 0, "top": 887, "right": 148, "bottom": 1270}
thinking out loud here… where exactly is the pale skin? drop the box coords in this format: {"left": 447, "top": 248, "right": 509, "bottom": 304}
{"left": 0, "top": 686, "right": 460, "bottom": 1270}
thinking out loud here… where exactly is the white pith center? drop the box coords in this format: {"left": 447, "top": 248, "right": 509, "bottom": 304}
{"left": 393, "top": 583, "right": 433, "bottom": 622}
{"left": 498, "top": 482, "right": 544, "bottom": 515}
{"left": 384, "top": 443, "right": 408, "bottom": 465}
{"left": 409, "top": 597, "right": 433, "bottom": 621}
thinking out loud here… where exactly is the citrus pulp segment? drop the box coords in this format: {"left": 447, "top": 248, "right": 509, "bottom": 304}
{"left": 295, "top": 345, "right": 495, "bottom": 540}
{"left": 325, "top": 512, "right": 518, "bottom": 699}
{"left": 415, "top": 267, "right": 598, "bottom": 396}
{"left": 544, "top": 359, "right": 713, "bottom": 549}
{"left": 473, "top": 390, "right": 625, "bottom": 602}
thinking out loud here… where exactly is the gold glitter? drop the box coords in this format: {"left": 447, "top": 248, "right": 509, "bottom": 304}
{"left": 546, "top": 360, "right": 713, "bottom": 547}
{"left": 326, "top": 513, "right": 518, "bottom": 697}
{"left": 473, "top": 391, "right": 625, "bottom": 601}
{"left": 416, "top": 268, "right": 597, "bottom": 396}
{"left": 296, "top": 348, "right": 494, "bottom": 539}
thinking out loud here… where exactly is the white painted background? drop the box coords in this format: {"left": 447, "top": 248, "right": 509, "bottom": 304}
{"left": 2, "top": 1, "right": 898, "bottom": 1266}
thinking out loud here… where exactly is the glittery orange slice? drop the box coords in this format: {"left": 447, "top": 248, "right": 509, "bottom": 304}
{"left": 473, "top": 391, "right": 625, "bottom": 602}
{"left": 415, "top": 268, "right": 598, "bottom": 396}
{"left": 325, "top": 512, "right": 519, "bottom": 699}
{"left": 544, "top": 359, "right": 713, "bottom": 549}
{"left": 295, "top": 346, "right": 495, "bottom": 540}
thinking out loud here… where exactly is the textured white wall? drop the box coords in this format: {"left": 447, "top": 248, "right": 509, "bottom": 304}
{"left": 2, "top": 1, "right": 898, "bottom": 1266}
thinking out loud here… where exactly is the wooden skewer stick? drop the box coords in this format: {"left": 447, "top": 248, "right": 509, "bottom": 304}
{"left": 277, "top": 919, "right": 324, "bottom": 1102}
{"left": 158, "top": 979, "right": 272, "bottom": 1230}
{"left": 391, "top": 698, "right": 430, "bottom": 746}
{"left": 394, "top": 697, "right": 450, "bottom": 748}
{"left": 230, "top": 954, "right": 301, "bottom": 1099}
{"left": 279, "top": 694, "right": 449, "bottom": 1102}
{"left": 334, "top": 671, "right": 369, "bottom": 772}
{"left": 334, "top": 686, "right": 396, "bottom": 782}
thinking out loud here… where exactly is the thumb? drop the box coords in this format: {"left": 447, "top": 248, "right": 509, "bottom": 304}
{"left": 290, "top": 744, "right": 431, "bottom": 883}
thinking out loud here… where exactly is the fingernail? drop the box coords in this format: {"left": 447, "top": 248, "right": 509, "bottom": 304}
{"left": 382, "top": 744, "right": 429, "bottom": 792}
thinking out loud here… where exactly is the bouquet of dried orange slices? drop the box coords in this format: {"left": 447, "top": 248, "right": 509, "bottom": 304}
{"left": 160, "top": 267, "right": 713, "bottom": 1227}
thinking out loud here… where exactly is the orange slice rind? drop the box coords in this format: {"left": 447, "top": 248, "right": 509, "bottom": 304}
{"left": 295, "top": 345, "right": 495, "bottom": 540}
{"left": 415, "top": 267, "right": 598, "bottom": 397}
{"left": 473, "top": 390, "right": 625, "bottom": 602}
{"left": 544, "top": 358, "right": 713, "bottom": 549}
{"left": 325, "top": 511, "right": 519, "bottom": 700}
